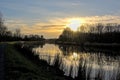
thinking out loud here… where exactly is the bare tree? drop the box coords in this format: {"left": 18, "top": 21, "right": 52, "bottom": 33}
{"left": 14, "top": 28, "right": 21, "bottom": 38}
{"left": 0, "top": 12, "right": 3, "bottom": 27}
{"left": 96, "top": 23, "right": 104, "bottom": 34}
{"left": 0, "top": 12, "right": 7, "bottom": 35}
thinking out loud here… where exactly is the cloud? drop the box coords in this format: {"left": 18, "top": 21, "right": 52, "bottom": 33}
{"left": 20, "top": 24, "right": 64, "bottom": 38}
{"left": 82, "top": 15, "right": 120, "bottom": 24}
{"left": 4, "top": 15, "right": 120, "bottom": 38}
{"left": 4, "top": 18, "right": 65, "bottom": 38}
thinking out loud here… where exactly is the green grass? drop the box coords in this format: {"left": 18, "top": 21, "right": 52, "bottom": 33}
{"left": 5, "top": 43, "right": 65, "bottom": 80}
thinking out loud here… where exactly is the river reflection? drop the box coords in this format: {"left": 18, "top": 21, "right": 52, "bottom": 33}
{"left": 32, "top": 44, "right": 120, "bottom": 80}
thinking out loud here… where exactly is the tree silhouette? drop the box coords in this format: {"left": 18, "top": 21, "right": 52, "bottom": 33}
{"left": 58, "top": 23, "right": 120, "bottom": 44}
{"left": 0, "top": 12, "right": 45, "bottom": 42}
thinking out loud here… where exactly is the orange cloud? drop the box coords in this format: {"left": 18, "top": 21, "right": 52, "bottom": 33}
{"left": 5, "top": 15, "right": 120, "bottom": 38}
{"left": 20, "top": 24, "right": 65, "bottom": 38}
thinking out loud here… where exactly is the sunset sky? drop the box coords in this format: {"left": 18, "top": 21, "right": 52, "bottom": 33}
{"left": 1, "top": 0, "right": 120, "bottom": 38}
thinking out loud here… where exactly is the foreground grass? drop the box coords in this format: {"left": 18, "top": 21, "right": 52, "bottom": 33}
{"left": 5, "top": 43, "right": 66, "bottom": 80}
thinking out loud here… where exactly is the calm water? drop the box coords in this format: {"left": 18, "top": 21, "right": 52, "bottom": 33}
{"left": 32, "top": 44, "right": 120, "bottom": 80}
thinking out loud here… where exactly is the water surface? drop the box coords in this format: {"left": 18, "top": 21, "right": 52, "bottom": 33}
{"left": 32, "top": 44, "right": 120, "bottom": 80}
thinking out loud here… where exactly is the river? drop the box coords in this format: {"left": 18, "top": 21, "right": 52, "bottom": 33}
{"left": 32, "top": 43, "right": 120, "bottom": 80}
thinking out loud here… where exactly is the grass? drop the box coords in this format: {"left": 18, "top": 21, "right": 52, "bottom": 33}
{"left": 5, "top": 43, "right": 66, "bottom": 80}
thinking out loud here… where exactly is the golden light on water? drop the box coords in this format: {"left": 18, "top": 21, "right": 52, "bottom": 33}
{"left": 73, "top": 52, "right": 78, "bottom": 58}
{"left": 66, "top": 18, "right": 85, "bottom": 31}
{"left": 72, "top": 52, "right": 79, "bottom": 60}
{"left": 66, "top": 52, "right": 79, "bottom": 61}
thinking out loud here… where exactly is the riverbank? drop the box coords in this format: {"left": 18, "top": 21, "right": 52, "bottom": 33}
{"left": 0, "top": 43, "right": 5, "bottom": 80}
{"left": 56, "top": 41, "right": 120, "bottom": 47}
{"left": 4, "top": 43, "right": 70, "bottom": 80}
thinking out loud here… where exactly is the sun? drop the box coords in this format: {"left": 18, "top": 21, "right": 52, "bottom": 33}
{"left": 66, "top": 18, "right": 82, "bottom": 31}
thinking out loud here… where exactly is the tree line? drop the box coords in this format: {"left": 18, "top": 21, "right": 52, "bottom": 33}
{"left": 0, "top": 13, "right": 45, "bottom": 42}
{"left": 58, "top": 23, "right": 120, "bottom": 43}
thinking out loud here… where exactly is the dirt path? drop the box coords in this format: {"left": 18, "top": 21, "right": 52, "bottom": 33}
{"left": 0, "top": 44, "right": 5, "bottom": 80}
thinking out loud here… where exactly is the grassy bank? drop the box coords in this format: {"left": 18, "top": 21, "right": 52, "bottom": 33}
{"left": 5, "top": 43, "right": 67, "bottom": 80}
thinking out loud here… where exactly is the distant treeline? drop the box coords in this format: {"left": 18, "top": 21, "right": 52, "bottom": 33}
{"left": 0, "top": 14, "right": 45, "bottom": 42}
{"left": 58, "top": 23, "right": 120, "bottom": 43}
